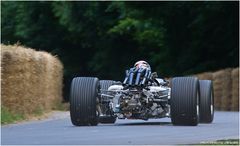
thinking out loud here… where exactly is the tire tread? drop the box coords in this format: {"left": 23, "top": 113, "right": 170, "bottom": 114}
{"left": 170, "top": 77, "right": 199, "bottom": 126}
{"left": 70, "top": 77, "right": 99, "bottom": 126}
{"left": 199, "top": 80, "right": 214, "bottom": 123}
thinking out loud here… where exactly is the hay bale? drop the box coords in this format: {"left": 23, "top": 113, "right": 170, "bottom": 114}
{"left": 212, "top": 68, "right": 233, "bottom": 111}
{"left": 196, "top": 72, "right": 213, "bottom": 81}
{"left": 231, "top": 68, "right": 239, "bottom": 111}
{"left": 1, "top": 44, "right": 63, "bottom": 117}
{"left": 213, "top": 71, "right": 222, "bottom": 110}
{"left": 2, "top": 45, "right": 35, "bottom": 115}
{"left": 221, "top": 68, "right": 232, "bottom": 111}
{"left": 52, "top": 57, "right": 63, "bottom": 108}
{"left": 42, "top": 52, "right": 63, "bottom": 109}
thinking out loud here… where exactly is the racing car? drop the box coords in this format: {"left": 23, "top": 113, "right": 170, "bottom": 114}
{"left": 70, "top": 61, "right": 214, "bottom": 126}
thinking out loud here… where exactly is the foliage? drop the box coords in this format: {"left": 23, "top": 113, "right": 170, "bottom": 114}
{"left": 1, "top": 1, "right": 238, "bottom": 100}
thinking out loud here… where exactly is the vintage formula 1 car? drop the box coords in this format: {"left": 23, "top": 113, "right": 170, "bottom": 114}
{"left": 70, "top": 61, "right": 214, "bottom": 126}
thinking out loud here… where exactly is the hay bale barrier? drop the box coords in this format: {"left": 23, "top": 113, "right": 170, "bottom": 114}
{"left": 197, "top": 68, "right": 239, "bottom": 111}
{"left": 196, "top": 72, "right": 213, "bottom": 81}
{"left": 1, "top": 44, "right": 63, "bottom": 122}
{"left": 212, "top": 70, "right": 224, "bottom": 110}
{"left": 231, "top": 68, "right": 239, "bottom": 111}
{"left": 219, "top": 69, "right": 232, "bottom": 111}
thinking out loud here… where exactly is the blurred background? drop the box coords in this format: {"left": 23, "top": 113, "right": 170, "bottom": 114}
{"left": 1, "top": 1, "right": 239, "bottom": 102}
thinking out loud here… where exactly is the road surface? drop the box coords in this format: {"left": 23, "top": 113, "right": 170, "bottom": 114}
{"left": 1, "top": 111, "right": 239, "bottom": 145}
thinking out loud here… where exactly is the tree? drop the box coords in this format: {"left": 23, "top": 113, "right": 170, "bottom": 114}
{"left": 1, "top": 1, "right": 238, "bottom": 101}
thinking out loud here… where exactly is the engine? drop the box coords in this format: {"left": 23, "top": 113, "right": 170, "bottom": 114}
{"left": 108, "top": 85, "right": 170, "bottom": 120}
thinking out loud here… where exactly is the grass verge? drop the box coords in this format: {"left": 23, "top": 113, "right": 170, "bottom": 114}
{"left": 1, "top": 103, "right": 69, "bottom": 125}
{"left": 1, "top": 106, "right": 25, "bottom": 124}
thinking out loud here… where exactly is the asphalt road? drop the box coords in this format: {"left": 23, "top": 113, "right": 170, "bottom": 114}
{"left": 1, "top": 111, "right": 239, "bottom": 145}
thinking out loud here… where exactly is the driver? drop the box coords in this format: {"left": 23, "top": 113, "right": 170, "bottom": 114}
{"left": 123, "top": 60, "right": 152, "bottom": 86}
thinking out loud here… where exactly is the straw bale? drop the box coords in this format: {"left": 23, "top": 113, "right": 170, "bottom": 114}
{"left": 196, "top": 68, "right": 239, "bottom": 111}
{"left": 41, "top": 52, "right": 63, "bottom": 109}
{"left": 213, "top": 70, "right": 224, "bottom": 110}
{"left": 196, "top": 72, "right": 213, "bottom": 81}
{"left": 221, "top": 68, "right": 232, "bottom": 111}
{"left": 2, "top": 45, "right": 34, "bottom": 115}
{"left": 231, "top": 68, "right": 239, "bottom": 111}
{"left": 1, "top": 44, "right": 63, "bottom": 117}
{"left": 212, "top": 68, "right": 233, "bottom": 111}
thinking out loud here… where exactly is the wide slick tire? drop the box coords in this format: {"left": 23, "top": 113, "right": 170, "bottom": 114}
{"left": 100, "top": 80, "right": 115, "bottom": 91}
{"left": 199, "top": 80, "right": 214, "bottom": 123}
{"left": 70, "top": 77, "right": 99, "bottom": 126}
{"left": 170, "top": 77, "right": 199, "bottom": 126}
{"left": 99, "top": 80, "right": 116, "bottom": 124}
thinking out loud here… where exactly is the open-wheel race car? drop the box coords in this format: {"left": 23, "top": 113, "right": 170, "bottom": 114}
{"left": 70, "top": 61, "right": 214, "bottom": 126}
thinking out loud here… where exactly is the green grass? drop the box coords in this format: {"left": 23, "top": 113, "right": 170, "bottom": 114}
{"left": 1, "top": 107, "right": 25, "bottom": 124}
{"left": 1, "top": 103, "right": 68, "bottom": 125}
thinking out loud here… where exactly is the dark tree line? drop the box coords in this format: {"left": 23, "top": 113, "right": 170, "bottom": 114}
{"left": 1, "top": 1, "right": 239, "bottom": 101}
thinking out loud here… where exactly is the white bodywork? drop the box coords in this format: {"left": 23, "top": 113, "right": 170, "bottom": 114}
{"left": 108, "top": 85, "right": 123, "bottom": 91}
{"left": 149, "top": 86, "right": 167, "bottom": 92}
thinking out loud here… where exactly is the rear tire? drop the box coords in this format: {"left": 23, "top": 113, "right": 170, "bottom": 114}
{"left": 199, "top": 80, "right": 214, "bottom": 123}
{"left": 99, "top": 80, "right": 116, "bottom": 124}
{"left": 70, "top": 77, "right": 99, "bottom": 126}
{"left": 100, "top": 80, "right": 115, "bottom": 90}
{"left": 170, "top": 77, "right": 199, "bottom": 126}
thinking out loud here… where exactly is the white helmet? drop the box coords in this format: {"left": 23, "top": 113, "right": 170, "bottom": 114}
{"left": 134, "top": 60, "right": 150, "bottom": 69}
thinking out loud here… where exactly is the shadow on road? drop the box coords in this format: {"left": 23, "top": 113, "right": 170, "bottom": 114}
{"left": 115, "top": 122, "right": 172, "bottom": 126}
